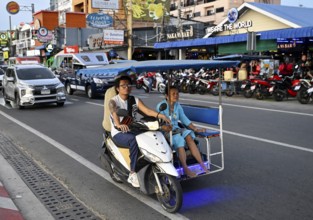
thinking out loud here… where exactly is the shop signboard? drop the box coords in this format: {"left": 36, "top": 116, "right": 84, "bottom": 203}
{"left": 206, "top": 20, "right": 253, "bottom": 34}
{"left": 37, "top": 27, "right": 54, "bottom": 43}
{"left": 6, "top": 1, "right": 20, "bottom": 15}
{"left": 86, "top": 13, "right": 113, "bottom": 28}
{"left": 166, "top": 25, "right": 194, "bottom": 40}
{"left": 88, "top": 33, "right": 104, "bottom": 50}
{"left": 64, "top": 45, "right": 79, "bottom": 54}
{"left": 91, "top": 0, "right": 119, "bottom": 10}
{"left": 103, "top": 30, "right": 124, "bottom": 45}
{"left": 132, "top": 0, "right": 170, "bottom": 22}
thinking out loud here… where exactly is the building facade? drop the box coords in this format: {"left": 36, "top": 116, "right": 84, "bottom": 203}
{"left": 170, "top": 0, "right": 280, "bottom": 25}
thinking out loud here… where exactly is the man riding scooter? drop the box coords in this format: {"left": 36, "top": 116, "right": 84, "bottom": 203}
{"left": 108, "top": 75, "right": 170, "bottom": 187}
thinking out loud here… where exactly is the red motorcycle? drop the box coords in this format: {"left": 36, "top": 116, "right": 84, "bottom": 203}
{"left": 243, "top": 75, "right": 281, "bottom": 99}
{"left": 135, "top": 73, "right": 146, "bottom": 89}
{"left": 272, "top": 75, "right": 299, "bottom": 101}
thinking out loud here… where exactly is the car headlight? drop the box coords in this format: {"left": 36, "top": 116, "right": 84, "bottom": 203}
{"left": 94, "top": 77, "right": 108, "bottom": 84}
{"left": 19, "top": 85, "right": 34, "bottom": 96}
{"left": 141, "top": 148, "right": 162, "bottom": 163}
{"left": 56, "top": 83, "right": 65, "bottom": 93}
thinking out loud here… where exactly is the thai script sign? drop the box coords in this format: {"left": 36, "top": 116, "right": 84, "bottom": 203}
{"left": 86, "top": 13, "right": 113, "bottom": 28}
{"left": 91, "top": 0, "right": 119, "bottom": 10}
{"left": 103, "top": 30, "right": 124, "bottom": 45}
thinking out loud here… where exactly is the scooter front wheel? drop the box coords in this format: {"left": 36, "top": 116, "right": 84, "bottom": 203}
{"left": 156, "top": 174, "right": 183, "bottom": 213}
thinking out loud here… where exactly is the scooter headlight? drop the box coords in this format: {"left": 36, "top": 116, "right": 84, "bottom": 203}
{"left": 141, "top": 148, "right": 162, "bottom": 163}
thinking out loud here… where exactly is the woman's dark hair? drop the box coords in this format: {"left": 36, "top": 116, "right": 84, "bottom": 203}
{"left": 165, "top": 85, "right": 179, "bottom": 96}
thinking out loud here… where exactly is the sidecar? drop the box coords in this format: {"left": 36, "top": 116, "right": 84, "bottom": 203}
{"left": 171, "top": 104, "right": 224, "bottom": 180}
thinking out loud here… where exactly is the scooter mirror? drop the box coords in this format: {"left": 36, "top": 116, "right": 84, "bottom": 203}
{"left": 159, "top": 103, "right": 167, "bottom": 112}
{"left": 117, "top": 109, "right": 128, "bottom": 117}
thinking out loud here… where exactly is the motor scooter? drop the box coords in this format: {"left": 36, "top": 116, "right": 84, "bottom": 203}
{"left": 142, "top": 72, "right": 166, "bottom": 94}
{"left": 135, "top": 73, "right": 145, "bottom": 89}
{"left": 100, "top": 104, "right": 183, "bottom": 213}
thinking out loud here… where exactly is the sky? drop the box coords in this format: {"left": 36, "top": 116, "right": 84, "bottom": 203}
{"left": 1, "top": 0, "right": 313, "bottom": 30}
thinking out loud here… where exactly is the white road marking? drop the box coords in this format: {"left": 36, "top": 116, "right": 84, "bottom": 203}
{"left": 195, "top": 124, "right": 313, "bottom": 153}
{"left": 0, "top": 110, "right": 188, "bottom": 220}
{"left": 85, "top": 102, "right": 103, "bottom": 107}
{"left": 180, "top": 98, "right": 313, "bottom": 117}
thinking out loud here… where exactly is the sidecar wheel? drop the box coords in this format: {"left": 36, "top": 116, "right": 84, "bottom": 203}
{"left": 156, "top": 174, "right": 182, "bottom": 213}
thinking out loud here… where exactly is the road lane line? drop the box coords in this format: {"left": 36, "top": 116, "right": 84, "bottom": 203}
{"left": 0, "top": 110, "right": 188, "bottom": 220}
{"left": 180, "top": 98, "right": 313, "bottom": 117}
{"left": 195, "top": 124, "right": 313, "bottom": 153}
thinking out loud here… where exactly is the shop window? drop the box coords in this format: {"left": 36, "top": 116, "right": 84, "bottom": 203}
{"left": 216, "top": 7, "right": 224, "bottom": 13}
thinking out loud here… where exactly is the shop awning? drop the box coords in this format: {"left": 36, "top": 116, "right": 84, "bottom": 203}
{"left": 259, "top": 26, "right": 313, "bottom": 40}
{"left": 154, "top": 26, "right": 313, "bottom": 49}
{"left": 154, "top": 33, "right": 247, "bottom": 49}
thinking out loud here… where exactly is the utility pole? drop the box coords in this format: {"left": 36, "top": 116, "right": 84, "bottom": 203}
{"left": 126, "top": 0, "right": 132, "bottom": 60}
{"left": 177, "top": 0, "right": 183, "bottom": 60}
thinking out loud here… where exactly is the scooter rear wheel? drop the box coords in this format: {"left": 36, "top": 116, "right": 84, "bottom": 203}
{"left": 156, "top": 174, "right": 182, "bottom": 213}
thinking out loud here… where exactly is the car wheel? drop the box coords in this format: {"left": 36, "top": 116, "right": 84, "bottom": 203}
{"left": 66, "top": 82, "right": 73, "bottom": 95}
{"left": 87, "top": 85, "right": 95, "bottom": 99}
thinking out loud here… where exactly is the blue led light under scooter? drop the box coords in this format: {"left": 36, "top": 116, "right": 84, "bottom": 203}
{"left": 176, "top": 161, "right": 210, "bottom": 176}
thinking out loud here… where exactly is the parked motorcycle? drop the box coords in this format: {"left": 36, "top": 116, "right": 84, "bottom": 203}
{"left": 135, "top": 73, "right": 145, "bottom": 89}
{"left": 294, "top": 78, "right": 313, "bottom": 104}
{"left": 100, "top": 104, "right": 183, "bottom": 213}
{"left": 272, "top": 75, "right": 299, "bottom": 101}
{"left": 142, "top": 72, "right": 166, "bottom": 93}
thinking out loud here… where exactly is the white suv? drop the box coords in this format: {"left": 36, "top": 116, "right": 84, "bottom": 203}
{"left": 2, "top": 64, "right": 66, "bottom": 109}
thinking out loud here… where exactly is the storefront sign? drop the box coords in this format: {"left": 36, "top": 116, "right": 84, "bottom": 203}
{"left": 206, "top": 20, "right": 253, "bottom": 34}
{"left": 86, "top": 13, "right": 113, "bottom": 28}
{"left": 167, "top": 26, "right": 193, "bottom": 40}
{"left": 64, "top": 45, "right": 79, "bottom": 54}
{"left": 6, "top": 1, "right": 20, "bottom": 15}
{"left": 103, "top": 30, "right": 124, "bottom": 45}
{"left": 37, "top": 29, "right": 54, "bottom": 43}
{"left": 277, "top": 38, "right": 304, "bottom": 49}
{"left": 92, "top": 0, "right": 119, "bottom": 10}
{"left": 88, "top": 33, "right": 104, "bottom": 49}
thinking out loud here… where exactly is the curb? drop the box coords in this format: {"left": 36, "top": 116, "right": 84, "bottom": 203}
{"left": 0, "top": 181, "right": 24, "bottom": 220}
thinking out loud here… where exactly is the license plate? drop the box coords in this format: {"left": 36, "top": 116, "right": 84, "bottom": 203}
{"left": 308, "top": 87, "right": 313, "bottom": 93}
{"left": 41, "top": 89, "right": 51, "bottom": 95}
{"left": 294, "top": 85, "right": 300, "bottom": 91}
{"left": 241, "top": 84, "right": 246, "bottom": 88}
{"left": 251, "top": 85, "right": 256, "bottom": 90}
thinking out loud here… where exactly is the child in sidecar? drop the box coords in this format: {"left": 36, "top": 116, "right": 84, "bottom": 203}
{"left": 156, "top": 86, "right": 210, "bottom": 178}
